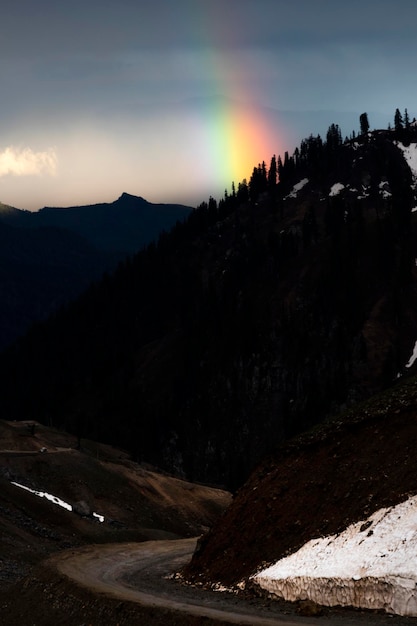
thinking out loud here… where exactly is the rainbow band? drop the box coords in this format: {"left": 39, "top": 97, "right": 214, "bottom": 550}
{"left": 190, "top": 47, "right": 285, "bottom": 193}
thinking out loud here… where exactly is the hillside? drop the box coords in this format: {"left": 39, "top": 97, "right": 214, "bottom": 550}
{"left": 0, "top": 419, "right": 230, "bottom": 595}
{"left": 183, "top": 371, "right": 417, "bottom": 616}
{"left": 0, "top": 218, "right": 114, "bottom": 350}
{"left": 185, "top": 374, "right": 417, "bottom": 582}
{"left": 1, "top": 126, "right": 417, "bottom": 489}
{"left": 0, "top": 193, "right": 192, "bottom": 349}
{"left": 0, "top": 192, "right": 192, "bottom": 254}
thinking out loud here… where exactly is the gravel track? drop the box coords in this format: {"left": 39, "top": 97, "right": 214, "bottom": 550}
{"left": 51, "top": 538, "right": 413, "bottom": 626}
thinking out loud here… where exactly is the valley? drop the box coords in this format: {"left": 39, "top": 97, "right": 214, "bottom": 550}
{"left": 0, "top": 419, "right": 232, "bottom": 623}
{"left": 1, "top": 399, "right": 417, "bottom": 625}
{"left": 2, "top": 123, "right": 417, "bottom": 622}
{"left": 2, "top": 1, "right": 417, "bottom": 622}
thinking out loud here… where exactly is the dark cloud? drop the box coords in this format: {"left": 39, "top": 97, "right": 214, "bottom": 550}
{"left": 2, "top": 0, "right": 416, "bottom": 54}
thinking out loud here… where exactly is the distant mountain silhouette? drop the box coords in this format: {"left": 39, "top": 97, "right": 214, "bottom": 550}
{"left": 0, "top": 201, "right": 23, "bottom": 218}
{"left": 1, "top": 126, "right": 417, "bottom": 490}
{"left": 0, "top": 193, "right": 192, "bottom": 254}
{"left": 0, "top": 194, "right": 192, "bottom": 348}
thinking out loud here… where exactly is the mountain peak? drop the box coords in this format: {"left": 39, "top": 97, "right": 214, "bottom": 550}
{"left": 116, "top": 192, "right": 148, "bottom": 204}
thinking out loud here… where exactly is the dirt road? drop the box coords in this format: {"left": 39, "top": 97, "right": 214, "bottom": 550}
{"left": 52, "top": 538, "right": 411, "bottom": 626}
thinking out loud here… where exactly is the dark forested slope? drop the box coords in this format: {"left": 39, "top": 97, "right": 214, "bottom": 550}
{"left": 2, "top": 125, "right": 417, "bottom": 489}
{"left": 0, "top": 194, "right": 191, "bottom": 349}
{"left": 0, "top": 219, "right": 114, "bottom": 350}
{"left": 0, "top": 193, "right": 192, "bottom": 254}
{"left": 184, "top": 373, "right": 417, "bottom": 587}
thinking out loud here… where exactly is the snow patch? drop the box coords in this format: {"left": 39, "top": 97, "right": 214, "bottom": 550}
{"left": 252, "top": 495, "right": 417, "bottom": 617}
{"left": 11, "top": 481, "right": 72, "bottom": 511}
{"left": 11, "top": 481, "right": 105, "bottom": 522}
{"left": 396, "top": 142, "right": 417, "bottom": 182}
{"left": 329, "top": 183, "right": 344, "bottom": 197}
{"left": 285, "top": 178, "right": 308, "bottom": 199}
{"left": 357, "top": 185, "right": 370, "bottom": 200}
{"left": 379, "top": 180, "right": 392, "bottom": 199}
{"left": 405, "top": 341, "right": 417, "bottom": 369}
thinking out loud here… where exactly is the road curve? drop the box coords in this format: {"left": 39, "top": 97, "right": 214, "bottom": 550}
{"left": 52, "top": 538, "right": 314, "bottom": 626}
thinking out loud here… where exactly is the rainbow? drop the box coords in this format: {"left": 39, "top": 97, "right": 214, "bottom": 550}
{"left": 183, "top": 94, "right": 287, "bottom": 202}
{"left": 189, "top": 87, "right": 290, "bottom": 201}
{"left": 159, "top": 6, "right": 293, "bottom": 205}
{"left": 186, "top": 11, "right": 288, "bottom": 196}
{"left": 198, "top": 98, "right": 276, "bottom": 189}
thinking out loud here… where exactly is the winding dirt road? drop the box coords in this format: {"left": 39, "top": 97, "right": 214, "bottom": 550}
{"left": 51, "top": 538, "right": 408, "bottom": 626}
{"left": 55, "top": 538, "right": 298, "bottom": 625}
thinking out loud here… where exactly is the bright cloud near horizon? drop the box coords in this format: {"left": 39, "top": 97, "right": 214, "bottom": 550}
{"left": 1, "top": 0, "right": 417, "bottom": 210}
{"left": 0, "top": 147, "right": 57, "bottom": 178}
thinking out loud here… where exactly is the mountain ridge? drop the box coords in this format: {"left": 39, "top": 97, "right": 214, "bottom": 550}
{"left": 1, "top": 124, "right": 417, "bottom": 490}
{"left": 1, "top": 119, "right": 417, "bottom": 620}
{"left": 0, "top": 192, "right": 192, "bottom": 349}
{"left": 183, "top": 369, "right": 417, "bottom": 613}
{"left": 0, "top": 192, "right": 193, "bottom": 254}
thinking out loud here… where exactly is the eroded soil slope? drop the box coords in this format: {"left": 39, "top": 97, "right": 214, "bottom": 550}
{"left": 185, "top": 374, "right": 417, "bottom": 587}
{"left": 0, "top": 419, "right": 231, "bottom": 590}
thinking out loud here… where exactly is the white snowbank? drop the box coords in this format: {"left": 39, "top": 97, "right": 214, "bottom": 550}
{"left": 286, "top": 178, "right": 308, "bottom": 199}
{"left": 329, "top": 182, "right": 344, "bottom": 197}
{"left": 252, "top": 495, "right": 417, "bottom": 616}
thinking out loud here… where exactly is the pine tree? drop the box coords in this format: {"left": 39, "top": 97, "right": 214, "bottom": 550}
{"left": 359, "top": 112, "right": 370, "bottom": 135}
{"left": 394, "top": 108, "right": 403, "bottom": 132}
{"left": 277, "top": 155, "right": 283, "bottom": 179}
{"left": 293, "top": 147, "right": 300, "bottom": 167}
{"left": 404, "top": 108, "right": 410, "bottom": 130}
{"left": 236, "top": 180, "right": 248, "bottom": 203}
{"left": 326, "top": 124, "right": 342, "bottom": 151}
{"left": 268, "top": 155, "right": 277, "bottom": 190}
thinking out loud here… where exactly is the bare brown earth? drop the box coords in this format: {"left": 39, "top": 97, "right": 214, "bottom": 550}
{"left": 3, "top": 534, "right": 412, "bottom": 626}
{"left": 0, "top": 419, "right": 231, "bottom": 624}
{"left": 184, "top": 372, "right": 417, "bottom": 608}
{"left": 0, "top": 413, "right": 416, "bottom": 625}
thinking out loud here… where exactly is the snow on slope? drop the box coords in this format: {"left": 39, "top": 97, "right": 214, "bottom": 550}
{"left": 11, "top": 481, "right": 105, "bottom": 522}
{"left": 285, "top": 178, "right": 308, "bottom": 199}
{"left": 397, "top": 142, "right": 417, "bottom": 182}
{"left": 406, "top": 341, "right": 417, "bottom": 369}
{"left": 397, "top": 141, "right": 417, "bottom": 178}
{"left": 329, "top": 182, "right": 345, "bottom": 196}
{"left": 252, "top": 495, "right": 417, "bottom": 617}
{"left": 396, "top": 142, "right": 417, "bottom": 211}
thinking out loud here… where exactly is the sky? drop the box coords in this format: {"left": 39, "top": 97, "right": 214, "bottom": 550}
{"left": 1, "top": 0, "right": 417, "bottom": 211}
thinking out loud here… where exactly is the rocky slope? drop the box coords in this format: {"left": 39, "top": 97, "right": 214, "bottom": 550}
{"left": 184, "top": 371, "right": 417, "bottom": 614}
{"left": 1, "top": 403, "right": 416, "bottom": 624}
{"left": 0, "top": 419, "right": 230, "bottom": 591}
{"left": 2, "top": 129, "right": 417, "bottom": 490}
